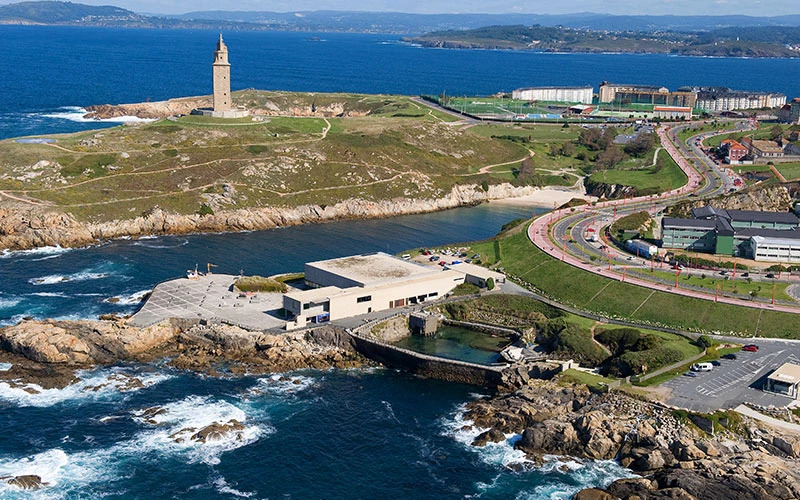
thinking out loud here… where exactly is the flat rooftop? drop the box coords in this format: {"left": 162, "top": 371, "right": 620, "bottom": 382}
{"left": 768, "top": 363, "right": 800, "bottom": 384}
{"left": 307, "top": 252, "right": 436, "bottom": 286}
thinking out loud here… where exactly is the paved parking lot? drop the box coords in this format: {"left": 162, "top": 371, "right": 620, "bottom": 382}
{"left": 664, "top": 341, "right": 800, "bottom": 412}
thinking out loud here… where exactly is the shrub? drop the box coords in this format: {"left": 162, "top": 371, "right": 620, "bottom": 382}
{"left": 695, "top": 335, "right": 713, "bottom": 349}
{"left": 234, "top": 275, "right": 287, "bottom": 293}
{"left": 486, "top": 277, "right": 495, "bottom": 290}
{"left": 198, "top": 203, "right": 215, "bottom": 216}
{"left": 537, "top": 319, "right": 608, "bottom": 367}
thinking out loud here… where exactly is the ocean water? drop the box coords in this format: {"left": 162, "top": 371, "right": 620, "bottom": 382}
{"left": 0, "top": 366, "right": 636, "bottom": 499}
{"left": 2, "top": 26, "right": 800, "bottom": 139}
{"left": 1, "top": 25, "right": 789, "bottom": 498}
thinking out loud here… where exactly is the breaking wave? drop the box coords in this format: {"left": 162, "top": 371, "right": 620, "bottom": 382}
{"left": 0, "top": 368, "right": 172, "bottom": 407}
{"left": 40, "top": 106, "right": 156, "bottom": 124}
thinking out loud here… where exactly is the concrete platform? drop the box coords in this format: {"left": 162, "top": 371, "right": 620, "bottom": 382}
{"left": 129, "top": 274, "right": 286, "bottom": 331}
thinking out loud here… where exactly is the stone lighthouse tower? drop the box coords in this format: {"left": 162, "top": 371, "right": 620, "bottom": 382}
{"left": 212, "top": 34, "right": 231, "bottom": 113}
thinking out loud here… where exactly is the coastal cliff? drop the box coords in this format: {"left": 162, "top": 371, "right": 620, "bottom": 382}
{"left": 0, "top": 182, "right": 555, "bottom": 251}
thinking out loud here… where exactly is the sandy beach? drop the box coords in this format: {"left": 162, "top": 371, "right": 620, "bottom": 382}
{"left": 490, "top": 187, "right": 596, "bottom": 208}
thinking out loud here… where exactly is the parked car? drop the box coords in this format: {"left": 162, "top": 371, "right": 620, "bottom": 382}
{"left": 722, "top": 353, "right": 738, "bottom": 360}
{"left": 742, "top": 272, "right": 749, "bottom": 278}
{"left": 429, "top": 255, "right": 439, "bottom": 262}
{"left": 766, "top": 273, "right": 775, "bottom": 279}
{"left": 472, "top": 254, "right": 481, "bottom": 260}
{"left": 683, "top": 371, "right": 698, "bottom": 377}
{"left": 711, "top": 360, "right": 721, "bottom": 366}
{"left": 742, "top": 344, "right": 759, "bottom": 352}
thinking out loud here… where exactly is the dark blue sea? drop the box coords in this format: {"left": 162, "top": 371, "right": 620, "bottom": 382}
{"left": 0, "top": 25, "right": 794, "bottom": 498}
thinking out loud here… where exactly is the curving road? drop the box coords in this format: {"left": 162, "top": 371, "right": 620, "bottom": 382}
{"left": 527, "top": 121, "right": 800, "bottom": 314}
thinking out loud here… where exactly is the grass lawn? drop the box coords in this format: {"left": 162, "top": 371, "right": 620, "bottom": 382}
{"left": 558, "top": 369, "right": 616, "bottom": 390}
{"left": 775, "top": 163, "right": 800, "bottom": 181}
{"left": 629, "top": 268, "right": 795, "bottom": 302}
{"left": 468, "top": 225, "right": 800, "bottom": 338}
{"left": 468, "top": 123, "right": 581, "bottom": 142}
{"left": 588, "top": 149, "right": 687, "bottom": 193}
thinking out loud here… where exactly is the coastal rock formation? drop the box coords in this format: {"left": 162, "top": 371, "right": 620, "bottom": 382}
{"left": 83, "top": 96, "right": 211, "bottom": 119}
{"left": 464, "top": 380, "right": 800, "bottom": 500}
{"left": 0, "top": 318, "right": 365, "bottom": 388}
{"left": 0, "top": 182, "right": 556, "bottom": 251}
{"left": 0, "top": 319, "right": 176, "bottom": 365}
{"left": 1, "top": 475, "right": 46, "bottom": 490}
{"left": 668, "top": 184, "right": 793, "bottom": 218}
{"left": 83, "top": 95, "right": 370, "bottom": 120}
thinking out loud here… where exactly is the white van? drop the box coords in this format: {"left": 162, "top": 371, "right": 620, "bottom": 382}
{"left": 690, "top": 362, "right": 713, "bottom": 372}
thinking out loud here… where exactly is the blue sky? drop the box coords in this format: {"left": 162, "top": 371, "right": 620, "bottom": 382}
{"left": 2, "top": 0, "right": 797, "bottom": 16}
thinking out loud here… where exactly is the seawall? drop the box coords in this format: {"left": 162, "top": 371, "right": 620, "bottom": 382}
{"left": 349, "top": 332, "right": 505, "bottom": 387}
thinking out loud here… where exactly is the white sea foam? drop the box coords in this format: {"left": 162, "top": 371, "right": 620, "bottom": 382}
{"left": 443, "top": 405, "right": 638, "bottom": 499}
{"left": 41, "top": 106, "right": 156, "bottom": 124}
{"left": 517, "top": 458, "right": 638, "bottom": 500}
{"left": 0, "top": 315, "right": 26, "bottom": 327}
{"left": 213, "top": 476, "right": 255, "bottom": 498}
{"left": 131, "top": 238, "right": 189, "bottom": 249}
{"left": 28, "top": 271, "right": 110, "bottom": 286}
{"left": 0, "top": 297, "right": 22, "bottom": 309}
{"left": 0, "top": 447, "right": 113, "bottom": 499}
{"left": 130, "top": 395, "right": 270, "bottom": 465}
{"left": 0, "top": 246, "right": 72, "bottom": 260}
{"left": 0, "top": 369, "right": 172, "bottom": 407}
{"left": 0, "top": 363, "right": 11, "bottom": 371}
{"left": 249, "top": 373, "right": 317, "bottom": 397}
{"left": 105, "top": 289, "right": 151, "bottom": 306}
{"left": 441, "top": 404, "right": 529, "bottom": 467}
{"left": 28, "top": 292, "right": 68, "bottom": 298}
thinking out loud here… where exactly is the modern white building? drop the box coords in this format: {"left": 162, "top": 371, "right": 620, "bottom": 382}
{"left": 512, "top": 86, "right": 593, "bottom": 104}
{"left": 690, "top": 87, "right": 787, "bottom": 112}
{"left": 764, "top": 363, "right": 800, "bottom": 399}
{"left": 749, "top": 234, "right": 800, "bottom": 263}
{"left": 445, "top": 262, "right": 505, "bottom": 288}
{"left": 653, "top": 106, "right": 693, "bottom": 120}
{"left": 282, "top": 253, "right": 466, "bottom": 329}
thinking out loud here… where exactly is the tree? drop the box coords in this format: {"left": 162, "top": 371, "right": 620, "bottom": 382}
{"left": 549, "top": 143, "right": 561, "bottom": 158}
{"left": 578, "top": 127, "right": 604, "bottom": 150}
{"left": 485, "top": 277, "right": 495, "bottom": 290}
{"left": 769, "top": 125, "right": 784, "bottom": 142}
{"left": 595, "top": 145, "right": 628, "bottom": 170}
{"left": 518, "top": 156, "right": 536, "bottom": 179}
{"left": 560, "top": 142, "right": 576, "bottom": 157}
{"left": 695, "top": 335, "right": 713, "bottom": 349}
{"left": 624, "top": 133, "right": 655, "bottom": 157}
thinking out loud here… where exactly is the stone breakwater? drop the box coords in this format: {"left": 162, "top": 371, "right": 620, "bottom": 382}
{"left": 466, "top": 380, "right": 800, "bottom": 500}
{"left": 0, "top": 182, "right": 548, "bottom": 251}
{"left": 0, "top": 318, "right": 365, "bottom": 389}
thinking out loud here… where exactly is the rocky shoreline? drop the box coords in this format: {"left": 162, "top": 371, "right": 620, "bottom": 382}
{"left": 0, "top": 182, "right": 556, "bottom": 252}
{"left": 465, "top": 379, "right": 800, "bottom": 500}
{"left": 2, "top": 317, "right": 800, "bottom": 498}
{"left": 0, "top": 318, "right": 366, "bottom": 390}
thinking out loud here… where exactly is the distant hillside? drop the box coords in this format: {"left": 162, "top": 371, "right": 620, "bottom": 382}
{"left": 0, "top": 1, "right": 138, "bottom": 23}
{"left": 1, "top": 2, "right": 799, "bottom": 36}
{"left": 405, "top": 24, "right": 800, "bottom": 58}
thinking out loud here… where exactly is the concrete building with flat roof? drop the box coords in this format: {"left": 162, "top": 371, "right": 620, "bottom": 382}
{"left": 512, "top": 86, "right": 593, "bottom": 104}
{"left": 661, "top": 206, "right": 800, "bottom": 259}
{"left": 653, "top": 106, "right": 692, "bottom": 120}
{"left": 764, "top": 363, "right": 800, "bottom": 399}
{"left": 598, "top": 82, "right": 697, "bottom": 108}
{"left": 283, "top": 253, "right": 467, "bottom": 329}
{"left": 445, "top": 262, "right": 505, "bottom": 288}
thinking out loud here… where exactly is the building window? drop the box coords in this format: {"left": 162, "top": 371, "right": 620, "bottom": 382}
{"left": 428, "top": 292, "right": 438, "bottom": 298}
{"left": 356, "top": 296, "right": 372, "bottom": 303}
{"left": 303, "top": 303, "right": 310, "bottom": 310}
